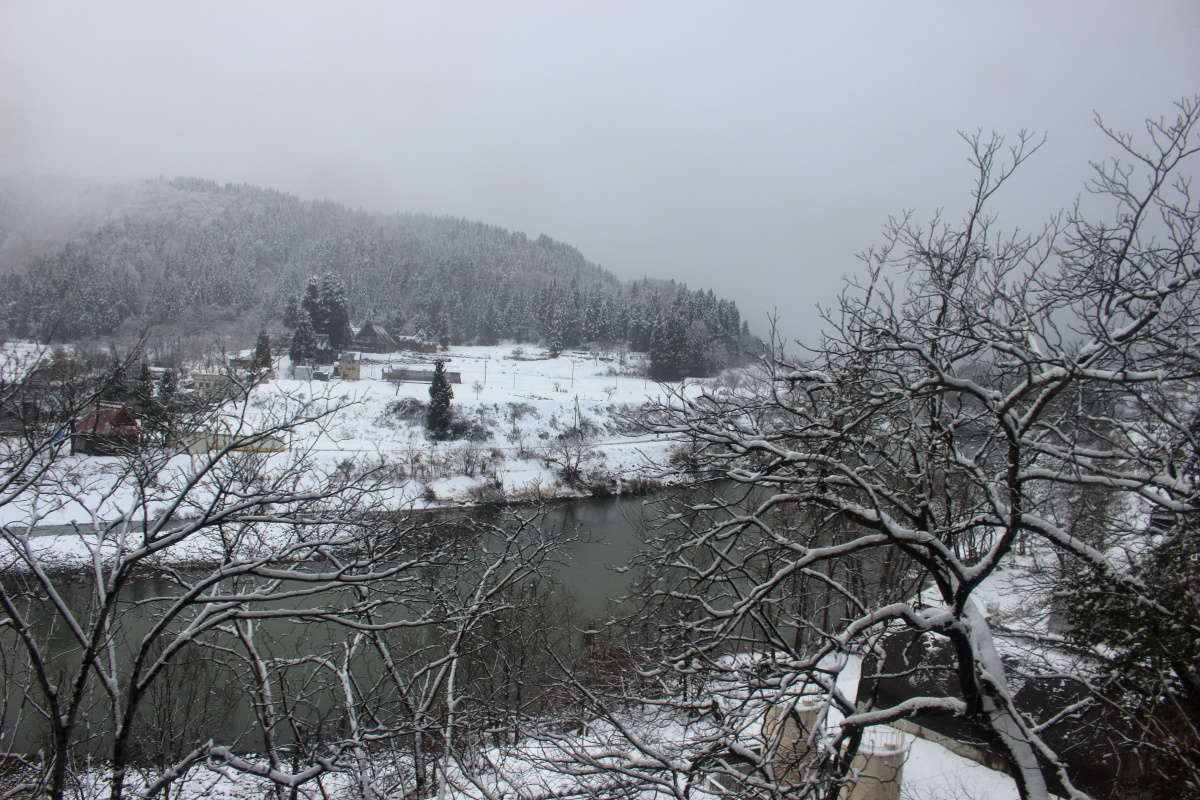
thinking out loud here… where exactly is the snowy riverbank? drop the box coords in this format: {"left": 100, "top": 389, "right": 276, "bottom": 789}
{"left": 1, "top": 343, "right": 702, "bottom": 566}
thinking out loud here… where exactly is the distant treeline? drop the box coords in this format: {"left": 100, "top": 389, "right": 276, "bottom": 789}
{"left": 0, "top": 176, "right": 755, "bottom": 378}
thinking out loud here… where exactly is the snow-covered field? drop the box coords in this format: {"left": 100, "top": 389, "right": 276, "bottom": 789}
{"left": 262, "top": 344, "right": 691, "bottom": 502}
{"left": 1, "top": 344, "right": 696, "bottom": 535}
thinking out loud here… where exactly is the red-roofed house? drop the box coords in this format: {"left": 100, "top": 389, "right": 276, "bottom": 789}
{"left": 71, "top": 402, "right": 142, "bottom": 455}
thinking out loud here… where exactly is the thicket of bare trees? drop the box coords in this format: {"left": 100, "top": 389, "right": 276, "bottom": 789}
{"left": 558, "top": 99, "right": 1200, "bottom": 800}
{"left": 0, "top": 354, "right": 570, "bottom": 800}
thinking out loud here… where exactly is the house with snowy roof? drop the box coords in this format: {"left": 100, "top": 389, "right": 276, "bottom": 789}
{"left": 352, "top": 321, "right": 397, "bottom": 353}
{"left": 71, "top": 402, "right": 141, "bottom": 455}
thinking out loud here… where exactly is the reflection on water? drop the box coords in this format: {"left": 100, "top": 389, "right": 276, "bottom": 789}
{"left": 0, "top": 489, "right": 681, "bottom": 760}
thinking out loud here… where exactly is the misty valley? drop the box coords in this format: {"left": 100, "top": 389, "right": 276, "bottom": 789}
{"left": 3, "top": 97, "right": 1200, "bottom": 800}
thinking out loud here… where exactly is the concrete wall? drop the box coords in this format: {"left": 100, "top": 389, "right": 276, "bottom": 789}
{"left": 383, "top": 368, "right": 462, "bottom": 384}
{"left": 763, "top": 697, "right": 822, "bottom": 780}
{"left": 888, "top": 718, "right": 1010, "bottom": 774}
{"left": 843, "top": 729, "right": 907, "bottom": 800}
{"left": 763, "top": 700, "right": 911, "bottom": 800}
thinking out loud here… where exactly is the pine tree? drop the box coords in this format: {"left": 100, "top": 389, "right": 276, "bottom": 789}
{"left": 290, "top": 313, "right": 317, "bottom": 365}
{"left": 254, "top": 329, "right": 272, "bottom": 371}
{"left": 648, "top": 303, "right": 690, "bottom": 380}
{"left": 101, "top": 357, "right": 129, "bottom": 403}
{"left": 318, "top": 273, "right": 353, "bottom": 350}
{"left": 301, "top": 278, "right": 324, "bottom": 335}
{"left": 426, "top": 360, "right": 454, "bottom": 440}
{"left": 282, "top": 296, "right": 302, "bottom": 329}
{"left": 158, "top": 368, "right": 176, "bottom": 408}
{"left": 546, "top": 304, "right": 566, "bottom": 357}
{"left": 135, "top": 361, "right": 155, "bottom": 416}
{"left": 155, "top": 368, "right": 177, "bottom": 437}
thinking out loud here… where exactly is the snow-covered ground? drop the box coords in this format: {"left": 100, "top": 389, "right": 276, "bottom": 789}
{"left": 70, "top": 653, "right": 1020, "bottom": 800}
{"left": 1, "top": 344, "right": 697, "bottom": 536}
{"left": 67, "top": 736, "right": 1018, "bottom": 800}
{"left": 262, "top": 344, "right": 691, "bottom": 501}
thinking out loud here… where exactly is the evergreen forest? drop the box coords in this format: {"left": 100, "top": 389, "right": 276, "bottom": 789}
{"left": 0, "top": 176, "right": 752, "bottom": 378}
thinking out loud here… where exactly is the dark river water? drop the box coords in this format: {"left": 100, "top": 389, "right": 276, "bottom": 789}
{"left": 1, "top": 488, "right": 705, "bottom": 759}
{"left": 484, "top": 491, "right": 660, "bottom": 616}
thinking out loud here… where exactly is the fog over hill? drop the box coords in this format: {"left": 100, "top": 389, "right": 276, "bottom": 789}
{"left": 0, "top": 175, "right": 749, "bottom": 376}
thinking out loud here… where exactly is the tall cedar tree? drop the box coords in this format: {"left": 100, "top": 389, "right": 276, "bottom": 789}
{"left": 318, "top": 274, "right": 354, "bottom": 350}
{"left": 300, "top": 279, "right": 324, "bottom": 335}
{"left": 1066, "top": 508, "right": 1200, "bottom": 794}
{"left": 157, "top": 369, "right": 176, "bottom": 408}
{"left": 282, "top": 295, "right": 302, "bottom": 329}
{"left": 101, "top": 357, "right": 128, "bottom": 403}
{"left": 289, "top": 313, "right": 317, "bottom": 365}
{"left": 292, "top": 274, "right": 352, "bottom": 351}
{"left": 153, "top": 368, "right": 177, "bottom": 436}
{"left": 135, "top": 362, "right": 155, "bottom": 417}
{"left": 254, "top": 329, "right": 272, "bottom": 370}
{"left": 426, "top": 360, "right": 454, "bottom": 440}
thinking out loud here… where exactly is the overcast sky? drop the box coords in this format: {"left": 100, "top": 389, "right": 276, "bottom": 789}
{"left": 3, "top": 1, "right": 1197, "bottom": 343}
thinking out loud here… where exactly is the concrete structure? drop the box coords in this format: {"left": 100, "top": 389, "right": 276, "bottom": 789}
{"left": 395, "top": 335, "right": 439, "bottom": 354}
{"left": 172, "top": 431, "right": 287, "bottom": 454}
{"left": 189, "top": 373, "right": 239, "bottom": 399}
{"left": 763, "top": 695, "right": 909, "bottom": 800}
{"left": 339, "top": 352, "right": 362, "bottom": 380}
{"left": 763, "top": 695, "right": 823, "bottom": 770}
{"left": 843, "top": 728, "right": 907, "bottom": 800}
{"left": 888, "top": 718, "right": 1010, "bottom": 774}
{"left": 383, "top": 367, "right": 462, "bottom": 384}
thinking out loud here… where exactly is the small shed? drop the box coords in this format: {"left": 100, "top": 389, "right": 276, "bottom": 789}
{"left": 383, "top": 367, "right": 462, "bottom": 384}
{"left": 28, "top": 357, "right": 86, "bottom": 387}
{"left": 173, "top": 431, "right": 287, "bottom": 454}
{"left": 72, "top": 402, "right": 142, "bottom": 455}
{"left": 172, "top": 431, "right": 236, "bottom": 454}
{"left": 395, "top": 335, "right": 438, "bottom": 354}
{"left": 339, "top": 352, "right": 362, "bottom": 380}
{"left": 189, "top": 373, "right": 238, "bottom": 399}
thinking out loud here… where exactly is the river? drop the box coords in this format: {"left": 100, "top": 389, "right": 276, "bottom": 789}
{"left": 0, "top": 488, "right": 699, "bottom": 760}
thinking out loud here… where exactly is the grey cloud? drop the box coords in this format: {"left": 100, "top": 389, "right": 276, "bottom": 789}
{"left": 3, "top": 0, "right": 1197, "bottom": 343}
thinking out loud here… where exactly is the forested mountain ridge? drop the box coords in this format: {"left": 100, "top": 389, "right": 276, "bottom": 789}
{"left": 0, "top": 175, "right": 751, "bottom": 377}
